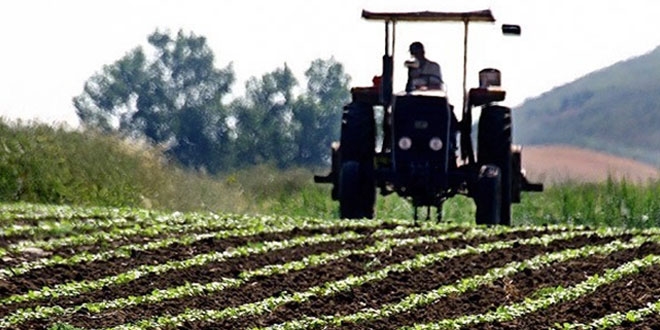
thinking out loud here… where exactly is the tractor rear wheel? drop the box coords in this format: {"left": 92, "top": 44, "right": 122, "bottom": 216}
{"left": 340, "top": 102, "right": 375, "bottom": 162}
{"left": 478, "top": 105, "right": 513, "bottom": 225}
{"left": 475, "top": 164, "right": 502, "bottom": 225}
{"left": 339, "top": 161, "right": 375, "bottom": 219}
{"left": 338, "top": 102, "right": 376, "bottom": 219}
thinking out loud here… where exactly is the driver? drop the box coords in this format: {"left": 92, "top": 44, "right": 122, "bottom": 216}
{"left": 405, "top": 41, "right": 443, "bottom": 92}
{"left": 405, "top": 41, "right": 457, "bottom": 157}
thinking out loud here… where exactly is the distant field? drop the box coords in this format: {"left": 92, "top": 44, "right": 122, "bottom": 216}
{"left": 522, "top": 145, "right": 659, "bottom": 184}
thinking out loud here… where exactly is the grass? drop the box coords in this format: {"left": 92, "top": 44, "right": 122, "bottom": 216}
{"left": 515, "top": 177, "right": 660, "bottom": 228}
{"left": 1, "top": 119, "right": 660, "bottom": 228}
{"left": 0, "top": 120, "right": 267, "bottom": 214}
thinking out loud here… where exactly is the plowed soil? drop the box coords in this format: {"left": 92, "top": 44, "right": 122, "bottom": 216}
{"left": 2, "top": 221, "right": 660, "bottom": 330}
{"left": 523, "top": 145, "right": 660, "bottom": 184}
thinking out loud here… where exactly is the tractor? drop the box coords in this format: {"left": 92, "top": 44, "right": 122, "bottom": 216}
{"left": 314, "top": 9, "right": 543, "bottom": 225}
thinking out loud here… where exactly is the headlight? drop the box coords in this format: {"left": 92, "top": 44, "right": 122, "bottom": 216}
{"left": 398, "top": 137, "right": 412, "bottom": 150}
{"left": 429, "top": 137, "right": 443, "bottom": 151}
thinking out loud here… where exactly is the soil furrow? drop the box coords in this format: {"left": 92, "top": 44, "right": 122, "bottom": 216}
{"left": 46, "top": 229, "right": 545, "bottom": 328}
{"left": 2, "top": 226, "right": 452, "bottom": 317}
{"left": 340, "top": 236, "right": 651, "bottom": 329}
{"left": 1, "top": 223, "right": 389, "bottom": 267}
{"left": 225, "top": 233, "right": 623, "bottom": 330}
{"left": 1, "top": 231, "right": 198, "bottom": 267}
{"left": 613, "top": 314, "right": 660, "bottom": 329}
{"left": 1, "top": 232, "right": 386, "bottom": 317}
{"left": 482, "top": 262, "right": 660, "bottom": 329}
{"left": 0, "top": 225, "right": 389, "bottom": 300}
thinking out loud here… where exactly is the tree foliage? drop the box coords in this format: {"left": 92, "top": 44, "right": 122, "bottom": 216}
{"left": 231, "top": 64, "right": 298, "bottom": 168}
{"left": 74, "top": 29, "right": 235, "bottom": 172}
{"left": 74, "top": 30, "right": 351, "bottom": 172}
{"left": 292, "top": 58, "right": 350, "bottom": 166}
{"left": 231, "top": 58, "right": 350, "bottom": 168}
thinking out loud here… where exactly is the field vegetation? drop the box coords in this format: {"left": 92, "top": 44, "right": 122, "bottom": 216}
{"left": 2, "top": 119, "right": 660, "bottom": 329}
{"left": 2, "top": 204, "right": 660, "bottom": 329}
{"left": 1, "top": 119, "right": 659, "bottom": 228}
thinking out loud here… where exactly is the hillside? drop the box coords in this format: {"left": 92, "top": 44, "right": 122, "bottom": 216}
{"left": 521, "top": 145, "right": 659, "bottom": 185}
{"left": 513, "top": 45, "right": 660, "bottom": 166}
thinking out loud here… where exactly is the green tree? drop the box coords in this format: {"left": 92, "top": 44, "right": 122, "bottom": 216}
{"left": 292, "top": 57, "right": 351, "bottom": 166}
{"left": 229, "top": 59, "right": 350, "bottom": 168}
{"left": 231, "top": 64, "right": 298, "bottom": 168}
{"left": 74, "top": 48, "right": 148, "bottom": 132}
{"left": 73, "top": 29, "right": 235, "bottom": 172}
{"left": 75, "top": 28, "right": 352, "bottom": 171}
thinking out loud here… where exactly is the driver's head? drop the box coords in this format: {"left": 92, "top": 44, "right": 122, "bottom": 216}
{"left": 409, "top": 41, "right": 425, "bottom": 58}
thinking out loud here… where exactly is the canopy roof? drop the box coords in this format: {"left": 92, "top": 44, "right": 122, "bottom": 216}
{"left": 361, "top": 9, "right": 495, "bottom": 23}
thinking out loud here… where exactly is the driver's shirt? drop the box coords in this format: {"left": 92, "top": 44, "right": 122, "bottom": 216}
{"left": 406, "top": 60, "right": 443, "bottom": 92}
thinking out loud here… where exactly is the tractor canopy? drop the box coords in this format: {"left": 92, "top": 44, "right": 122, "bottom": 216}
{"left": 362, "top": 8, "right": 516, "bottom": 120}
{"left": 361, "top": 9, "right": 495, "bottom": 23}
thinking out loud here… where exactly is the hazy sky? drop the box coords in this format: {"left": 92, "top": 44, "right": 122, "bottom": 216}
{"left": 1, "top": 0, "right": 659, "bottom": 127}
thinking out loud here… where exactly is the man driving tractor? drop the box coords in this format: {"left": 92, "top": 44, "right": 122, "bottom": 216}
{"left": 405, "top": 41, "right": 443, "bottom": 92}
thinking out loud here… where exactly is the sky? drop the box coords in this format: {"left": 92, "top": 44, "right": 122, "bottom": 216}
{"left": 1, "top": 0, "right": 660, "bottom": 127}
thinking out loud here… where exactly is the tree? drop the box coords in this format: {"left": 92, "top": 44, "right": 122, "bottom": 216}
{"left": 291, "top": 57, "right": 351, "bottom": 166}
{"left": 231, "top": 64, "right": 298, "bottom": 168}
{"left": 75, "top": 28, "right": 352, "bottom": 171}
{"left": 229, "top": 59, "right": 350, "bottom": 168}
{"left": 73, "top": 29, "right": 235, "bottom": 172}
{"left": 74, "top": 48, "right": 148, "bottom": 132}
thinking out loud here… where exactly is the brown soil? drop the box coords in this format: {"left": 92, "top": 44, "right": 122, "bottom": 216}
{"left": 620, "top": 315, "right": 660, "bottom": 329}
{"left": 6, "top": 225, "right": 660, "bottom": 330}
{"left": 341, "top": 238, "right": 651, "bottom": 329}
{"left": 522, "top": 145, "right": 659, "bottom": 184}
{"left": 209, "top": 234, "right": 620, "bottom": 330}
{"left": 0, "top": 224, "right": 392, "bottom": 299}
{"left": 0, "top": 223, "right": 386, "bottom": 267}
{"left": 12, "top": 228, "right": 556, "bottom": 329}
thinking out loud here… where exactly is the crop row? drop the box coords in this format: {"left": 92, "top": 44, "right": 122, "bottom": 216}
{"left": 0, "top": 203, "right": 143, "bottom": 222}
{"left": 568, "top": 299, "right": 660, "bottom": 329}
{"left": 0, "top": 224, "right": 562, "bottom": 327}
{"left": 0, "top": 204, "right": 163, "bottom": 237}
{"left": 0, "top": 217, "right": 408, "bottom": 279}
{"left": 404, "top": 254, "right": 660, "bottom": 330}
{"left": 6, "top": 204, "right": 660, "bottom": 329}
{"left": 256, "top": 234, "right": 660, "bottom": 330}
{"left": 2, "top": 227, "right": 383, "bottom": 306}
{"left": 1, "top": 218, "right": 584, "bottom": 278}
{"left": 0, "top": 212, "right": 409, "bottom": 260}
{"left": 0, "top": 225, "right": 520, "bottom": 325}
{"left": 0, "top": 202, "right": 416, "bottom": 242}
{"left": 99, "top": 229, "right": 610, "bottom": 330}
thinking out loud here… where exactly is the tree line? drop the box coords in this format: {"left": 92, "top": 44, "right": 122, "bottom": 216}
{"left": 73, "top": 29, "right": 350, "bottom": 174}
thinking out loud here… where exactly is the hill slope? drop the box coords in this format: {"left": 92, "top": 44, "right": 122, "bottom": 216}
{"left": 513, "top": 46, "right": 660, "bottom": 166}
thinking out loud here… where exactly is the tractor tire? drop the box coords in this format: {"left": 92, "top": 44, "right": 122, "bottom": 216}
{"left": 339, "top": 161, "right": 375, "bottom": 219}
{"left": 338, "top": 101, "right": 376, "bottom": 219}
{"left": 478, "top": 105, "right": 513, "bottom": 225}
{"left": 340, "top": 102, "right": 375, "bottom": 163}
{"left": 475, "top": 165, "right": 502, "bottom": 225}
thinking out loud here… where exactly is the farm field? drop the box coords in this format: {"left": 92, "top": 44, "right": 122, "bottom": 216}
{"left": 522, "top": 145, "right": 660, "bottom": 184}
{"left": 2, "top": 203, "right": 660, "bottom": 329}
